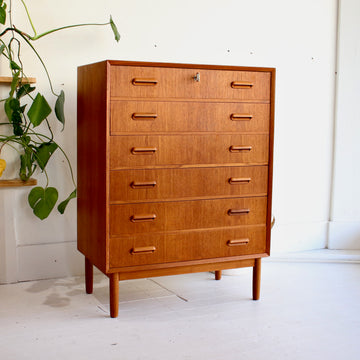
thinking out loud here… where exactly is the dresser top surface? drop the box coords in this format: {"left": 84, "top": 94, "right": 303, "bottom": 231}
{"left": 79, "top": 60, "right": 276, "bottom": 73}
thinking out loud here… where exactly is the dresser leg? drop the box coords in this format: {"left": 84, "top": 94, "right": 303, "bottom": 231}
{"left": 109, "top": 273, "right": 119, "bottom": 318}
{"left": 215, "top": 270, "right": 222, "bottom": 280}
{"left": 252, "top": 258, "right": 261, "bottom": 300}
{"left": 85, "top": 257, "right": 93, "bottom": 294}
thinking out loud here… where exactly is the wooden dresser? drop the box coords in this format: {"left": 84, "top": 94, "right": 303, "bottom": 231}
{"left": 77, "top": 60, "right": 275, "bottom": 318}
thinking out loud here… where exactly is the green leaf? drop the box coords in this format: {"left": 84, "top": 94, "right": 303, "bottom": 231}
{"left": 4, "top": 97, "right": 13, "bottom": 121}
{"left": 0, "top": 44, "right": 5, "bottom": 55}
{"left": 19, "top": 149, "right": 36, "bottom": 181}
{"left": 5, "top": 97, "right": 24, "bottom": 135}
{"left": 57, "top": 189, "right": 77, "bottom": 214}
{"left": 17, "top": 84, "right": 36, "bottom": 99}
{"left": 35, "top": 142, "right": 58, "bottom": 170}
{"left": 9, "top": 71, "right": 20, "bottom": 97}
{"left": 28, "top": 187, "right": 59, "bottom": 220}
{"left": 55, "top": 90, "right": 65, "bottom": 130}
{"left": 110, "top": 16, "right": 120, "bottom": 42}
{"left": 10, "top": 61, "right": 21, "bottom": 71}
{"left": 22, "top": 135, "right": 31, "bottom": 145}
{"left": 0, "top": 5, "right": 6, "bottom": 25}
{"left": 27, "top": 93, "right": 52, "bottom": 127}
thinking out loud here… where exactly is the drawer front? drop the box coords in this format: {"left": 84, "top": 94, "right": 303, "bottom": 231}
{"left": 109, "top": 225, "right": 266, "bottom": 268}
{"left": 111, "top": 101, "right": 270, "bottom": 134}
{"left": 110, "top": 134, "right": 269, "bottom": 168}
{"left": 110, "top": 66, "right": 271, "bottom": 100}
{"left": 109, "top": 197, "right": 267, "bottom": 236}
{"left": 110, "top": 166, "right": 268, "bottom": 203}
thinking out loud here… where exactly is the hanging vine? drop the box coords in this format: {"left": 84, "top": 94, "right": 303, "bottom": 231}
{"left": 0, "top": 0, "right": 120, "bottom": 219}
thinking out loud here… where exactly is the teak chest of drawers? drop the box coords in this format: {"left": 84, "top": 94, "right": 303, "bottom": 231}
{"left": 77, "top": 60, "right": 275, "bottom": 318}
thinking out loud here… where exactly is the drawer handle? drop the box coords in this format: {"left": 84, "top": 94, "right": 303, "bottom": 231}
{"left": 132, "top": 78, "right": 158, "bottom": 86}
{"left": 131, "top": 147, "right": 157, "bottom": 155}
{"left": 231, "top": 81, "right": 253, "bottom": 89}
{"left": 228, "top": 177, "right": 251, "bottom": 185}
{"left": 130, "top": 214, "right": 157, "bottom": 222}
{"left": 227, "top": 239, "right": 250, "bottom": 246}
{"left": 131, "top": 246, "right": 156, "bottom": 255}
{"left": 130, "top": 181, "right": 157, "bottom": 189}
{"left": 229, "top": 145, "right": 252, "bottom": 152}
{"left": 132, "top": 113, "right": 158, "bottom": 120}
{"left": 230, "top": 113, "right": 253, "bottom": 121}
{"left": 227, "top": 209, "right": 250, "bottom": 216}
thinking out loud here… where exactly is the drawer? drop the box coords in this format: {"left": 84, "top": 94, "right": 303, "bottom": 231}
{"left": 109, "top": 225, "right": 267, "bottom": 268}
{"left": 109, "top": 197, "right": 267, "bottom": 236}
{"left": 110, "top": 101, "right": 270, "bottom": 134}
{"left": 110, "top": 66, "right": 271, "bottom": 100}
{"left": 110, "top": 134, "right": 269, "bottom": 168}
{"left": 109, "top": 166, "right": 268, "bottom": 203}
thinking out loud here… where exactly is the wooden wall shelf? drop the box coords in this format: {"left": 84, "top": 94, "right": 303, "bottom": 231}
{"left": 0, "top": 178, "right": 37, "bottom": 187}
{"left": 0, "top": 76, "right": 36, "bottom": 84}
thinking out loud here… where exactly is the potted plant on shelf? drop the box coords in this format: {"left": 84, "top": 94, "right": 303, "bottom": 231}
{"left": 0, "top": 0, "right": 119, "bottom": 219}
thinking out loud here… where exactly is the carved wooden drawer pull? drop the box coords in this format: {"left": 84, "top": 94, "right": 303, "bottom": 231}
{"left": 231, "top": 81, "right": 253, "bottom": 89}
{"left": 131, "top": 147, "right": 157, "bottom": 155}
{"left": 228, "top": 177, "right": 251, "bottom": 185}
{"left": 230, "top": 113, "right": 253, "bottom": 121}
{"left": 132, "top": 78, "right": 158, "bottom": 86}
{"left": 227, "top": 209, "right": 250, "bottom": 216}
{"left": 131, "top": 246, "right": 156, "bottom": 255}
{"left": 227, "top": 239, "right": 250, "bottom": 246}
{"left": 130, "top": 181, "right": 157, "bottom": 189}
{"left": 132, "top": 113, "right": 158, "bottom": 120}
{"left": 130, "top": 214, "right": 157, "bottom": 223}
{"left": 229, "top": 145, "right": 252, "bottom": 152}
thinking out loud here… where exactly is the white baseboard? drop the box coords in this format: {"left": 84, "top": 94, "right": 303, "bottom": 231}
{"left": 270, "top": 221, "right": 328, "bottom": 253}
{"left": 328, "top": 221, "right": 360, "bottom": 249}
{"left": 14, "top": 221, "right": 329, "bottom": 282}
{"left": 9, "top": 220, "right": 354, "bottom": 282}
{"left": 17, "top": 242, "right": 85, "bottom": 282}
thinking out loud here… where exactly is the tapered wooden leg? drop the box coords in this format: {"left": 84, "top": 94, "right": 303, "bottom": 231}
{"left": 109, "top": 273, "right": 119, "bottom": 318}
{"left": 252, "top": 258, "right": 261, "bottom": 300}
{"left": 85, "top": 257, "right": 93, "bottom": 294}
{"left": 215, "top": 270, "right": 222, "bottom": 280}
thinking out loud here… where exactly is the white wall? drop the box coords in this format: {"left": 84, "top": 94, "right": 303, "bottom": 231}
{"left": 329, "top": 0, "right": 360, "bottom": 249}
{"left": 0, "top": 0, "right": 338, "bottom": 282}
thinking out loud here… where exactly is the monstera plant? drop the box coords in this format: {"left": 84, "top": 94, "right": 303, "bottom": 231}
{"left": 0, "top": 0, "right": 119, "bottom": 219}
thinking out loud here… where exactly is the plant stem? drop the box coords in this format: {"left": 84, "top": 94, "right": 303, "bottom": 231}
{"left": 14, "top": 29, "right": 58, "bottom": 96}
{"left": 20, "top": 0, "right": 37, "bottom": 37}
{"left": 0, "top": 140, "right": 21, "bottom": 155}
{"left": 30, "top": 22, "right": 110, "bottom": 41}
{"left": 25, "top": 130, "right": 76, "bottom": 188}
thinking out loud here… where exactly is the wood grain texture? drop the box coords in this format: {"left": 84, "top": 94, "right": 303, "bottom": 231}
{"left": 109, "top": 225, "right": 266, "bottom": 268}
{"left": 215, "top": 270, "right": 222, "bottom": 280}
{"left": 109, "top": 197, "right": 267, "bottom": 236}
{"left": 0, "top": 178, "right": 37, "bottom": 187}
{"left": 85, "top": 258, "right": 93, "bottom": 294}
{"left": 116, "top": 258, "right": 257, "bottom": 280}
{"left": 266, "top": 68, "right": 276, "bottom": 256}
{"left": 109, "top": 273, "right": 119, "bottom": 318}
{"left": 110, "top": 101, "right": 270, "bottom": 134}
{"left": 109, "top": 166, "right": 268, "bottom": 203}
{"left": 0, "top": 76, "right": 36, "bottom": 84}
{"left": 77, "top": 60, "right": 275, "bottom": 316}
{"left": 253, "top": 258, "right": 261, "bottom": 300}
{"left": 110, "top": 66, "right": 271, "bottom": 100}
{"left": 77, "top": 61, "right": 109, "bottom": 273}
{"left": 110, "top": 134, "right": 269, "bottom": 168}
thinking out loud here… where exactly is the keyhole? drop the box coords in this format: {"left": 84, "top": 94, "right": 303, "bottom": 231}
{"left": 193, "top": 72, "right": 200, "bottom": 82}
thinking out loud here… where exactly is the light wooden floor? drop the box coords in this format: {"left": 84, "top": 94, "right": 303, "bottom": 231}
{"left": 1, "top": 253, "right": 360, "bottom": 360}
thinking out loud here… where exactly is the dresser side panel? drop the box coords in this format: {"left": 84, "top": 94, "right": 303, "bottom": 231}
{"left": 266, "top": 68, "right": 276, "bottom": 255}
{"left": 77, "top": 62, "right": 109, "bottom": 273}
